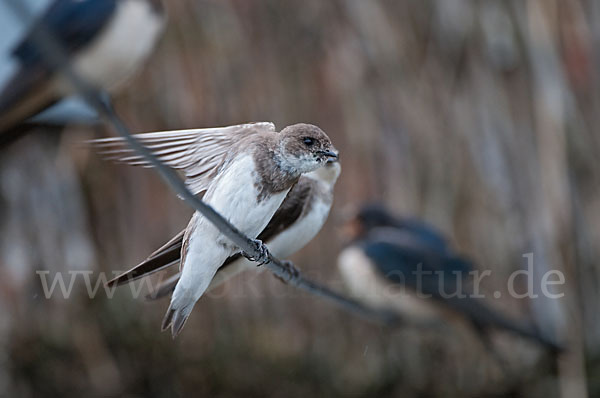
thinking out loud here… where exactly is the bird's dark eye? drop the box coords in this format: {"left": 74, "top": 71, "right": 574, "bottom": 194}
{"left": 303, "top": 137, "right": 315, "bottom": 146}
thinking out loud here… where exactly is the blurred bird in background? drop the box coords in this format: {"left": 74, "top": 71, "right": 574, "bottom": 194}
{"left": 337, "top": 204, "right": 562, "bottom": 354}
{"left": 91, "top": 122, "right": 339, "bottom": 336}
{"left": 104, "top": 157, "right": 341, "bottom": 300}
{"left": 0, "top": 0, "right": 165, "bottom": 145}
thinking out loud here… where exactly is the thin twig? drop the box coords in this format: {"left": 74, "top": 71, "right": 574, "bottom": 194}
{"left": 4, "top": 0, "right": 399, "bottom": 326}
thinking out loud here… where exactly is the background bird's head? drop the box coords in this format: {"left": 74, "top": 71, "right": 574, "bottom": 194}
{"left": 341, "top": 204, "right": 392, "bottom": 241}
{"left": 347, "top": 204, "right": 450, "bottom": 252}
{"left": 278, "top": 123, "right": 338, "bottom": 174}
{"left": 356, "top": 204, "right": 397, "bottom": 229}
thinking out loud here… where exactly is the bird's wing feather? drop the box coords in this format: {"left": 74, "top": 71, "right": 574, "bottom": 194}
{"left": 395, "top": 218, "right": 450, "bottom": 252}
{"left": 365, "top": 227, "right": 474, "bottom": 273}
{"left": 106, "top": 229, "right": 184, "bottom": 286}
{"left": 361, "top": 238, "right": 472, "bottom": 297}
{"left": 91, "top": 122, "right": 276, "bottom": 194}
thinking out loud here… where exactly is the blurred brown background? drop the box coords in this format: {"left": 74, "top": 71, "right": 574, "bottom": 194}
{"left": 1, "top": 0, "right": 599, "bottom": 396}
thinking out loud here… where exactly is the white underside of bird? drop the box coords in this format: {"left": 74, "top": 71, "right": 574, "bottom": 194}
{"left": 207, "top": 173, "right": 334, "bottom": 289}
{"left": 169, "top": 154, "right": 291, "bottom": 325}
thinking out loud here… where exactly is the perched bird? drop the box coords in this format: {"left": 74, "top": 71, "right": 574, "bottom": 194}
{"left": 92, "top": 122, "right": 338, "bottom": 336}
{"left": 338, "top": 204, "right": 561, "bottom": 351}
{"left": 104, "top": 157, "right": 341, "bottom": 300}
{"left": 0, "top": 0, "right": 165, "bottom": 137}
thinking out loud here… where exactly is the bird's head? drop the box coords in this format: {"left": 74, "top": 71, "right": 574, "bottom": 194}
{"left": 278, "top": 124, "right": 338, "bottom": 174}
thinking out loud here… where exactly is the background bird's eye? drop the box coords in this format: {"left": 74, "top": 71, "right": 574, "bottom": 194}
{"left": 303, "top": 137, "right": 315, "bottom": 146}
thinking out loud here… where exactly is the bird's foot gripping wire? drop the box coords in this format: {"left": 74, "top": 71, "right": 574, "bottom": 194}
{"left": 273, "top": 260, "right": 300, "bottom": 283}
{"left": 242, "top": 239, "right": 271, "bottom": 265}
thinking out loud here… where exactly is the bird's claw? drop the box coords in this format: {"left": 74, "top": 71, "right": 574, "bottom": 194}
{"left": 273, "top": 260, "right": 300, "bottom": 283}
{"left": 242, "top": 239, "right": 271, "bottom": 265}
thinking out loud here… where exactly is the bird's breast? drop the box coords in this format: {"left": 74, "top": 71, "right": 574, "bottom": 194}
{"left": 203, "top": 154, "right": 291, "bottom": 241}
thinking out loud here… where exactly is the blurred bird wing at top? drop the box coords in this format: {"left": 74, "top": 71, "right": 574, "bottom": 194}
{"left": 13, "top": 0, "right": 118, "bottom": 66}
{"left": 91, "top": 122, "right": 276, "bottom": 195}
{"left": 0, "top": 0, "right": 118, "bottom": 131}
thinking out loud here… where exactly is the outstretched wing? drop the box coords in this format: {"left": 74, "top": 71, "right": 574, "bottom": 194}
{"left": 90, "top": 122, "right": 276, "bottom": 194}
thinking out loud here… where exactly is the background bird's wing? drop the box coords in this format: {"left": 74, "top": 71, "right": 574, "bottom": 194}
{"left": 91, "top": 122, "right": 276, "bottom": 195}
{"left": 395, "top": 217, "right": 451, "bottom": 253}
{"left": 361, "top": 237, "right": 560, "bottom": 349}
{"left": 0, "top": 0, "right": 117, "bottom": 131}
{"left": 360, "top": 234, "right": 473, "bottom": 299}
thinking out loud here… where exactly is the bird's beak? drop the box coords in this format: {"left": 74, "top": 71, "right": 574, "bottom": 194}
{"left": 318, "top": 150, "right": 339, "bottom": 160}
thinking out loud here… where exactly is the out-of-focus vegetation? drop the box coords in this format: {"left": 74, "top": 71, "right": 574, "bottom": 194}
{"left": 0, "top": 0, "right": 598, "bottom": 396}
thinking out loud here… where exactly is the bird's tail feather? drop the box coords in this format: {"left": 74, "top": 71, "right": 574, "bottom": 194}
{"left": 161, "top": 301, "right": 194, "bottom": 338}
{"left": 146, "top": 255, "right": 248, "bottom": 301}
{"left": 482, "top": 313, "right": 564, "bottom": 354}
{"left": 161, "top": 284, "right": 201, "bottom": 338}
{"left": 453, "top": 296, "right": 564, "bottom": 353}
{"left": 107, "top": 230, "right": 184, "bottom": 287}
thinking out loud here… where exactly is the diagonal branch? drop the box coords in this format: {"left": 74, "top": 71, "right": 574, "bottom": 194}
{"left": 4, "top": 0, "right": 400, "bottom": 326}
